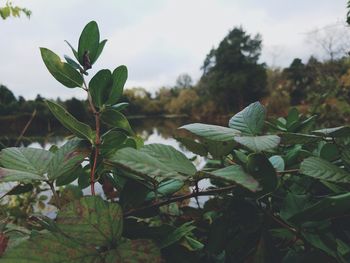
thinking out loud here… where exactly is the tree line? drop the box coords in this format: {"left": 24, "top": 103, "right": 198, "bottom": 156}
{"left": 1, "top": 26, "right": 350, "bottom": 134}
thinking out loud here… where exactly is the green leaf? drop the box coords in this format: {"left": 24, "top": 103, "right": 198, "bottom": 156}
{"left": 146, "top": 179, "right": 184, "bottom": 200}
{"left": 56, "top": 196, "right": 123, "bottom": 246}
{"left": 101, "top": 108, "right": 133, "bottom": 134}
{"left": 234, "top": 135, "right": 280, "bottom": 152}
{"left": 111, "top": 102, "right": 129, "bottom": 111}
{"left": 47, "top": 139, "right": 89, "bottom": 180}
{"left": 89, "top": 69, "right": 112, "bottom": 107}
{"left": 176, "top": 137, "right": 208, "bottom": 156}
{"left": 101, "top": 131, "right": 127, "bottom": 155}
{"left": 40, "top": 48, "right": 83, "bottom": 88}
{"left": 92, "top": 39, "right": 107, "bottom": 64}
{"left": 106, "top": 65, "right": 128, "bottom": 105}
{"left": 2, "top": 202, "right": 161, "bottom": 262}
{"left": 290, "top": 192, "right": 350, "bottom": 224}
{"left": 179, "top": 123, "right": 240, "bottom": 141}
{"left": 0, "top": 147, "right": 53, "bottom": 175}
{"left": 160, "top": 222, "right": 196, "bottom": 248}
{"left": 228, "top": 102, "right": 266, "bottom": 135}
{"left": 247, "top": 153, "right": 277, "bottom": 192}
{"left": 280, "top": 133, "right": 322, "bottom": 145}
{"left": 209, "top": 165, "right": 261, "bottom": 192}
{"left": 6, "top": 184, "right": 33, "bottom": 195}
{"left": 300, "top": 157, "right": 350, "bottom": 183}
{"left": 320, "top": 143, "right": 339, "bottom": 161}
{"left": 105, "top": 239, "right": 161, "bottom": 263}
{"left": 106, "top": 147, "right": 182, "bottom": 183}
{"left": 141, "top": 144, "right": 197, "bottom": 176}
{"left": 312, "top": 126, "right": 350, "bottom": 138}
{"left": 1, "top": 232, "right": 102, "bottom": 262}
{"left": 64, "top": 40, "right": 79, "bottom": 61}
{"left": 269, "top": 155, "right": 285, "bottom": 172}
{"left": 0, "top": 168, "right": 44, "bottom": 182}
{"left": 63, "top": 55, "right": 82, "bottom": 71}
{"left": 78, "top": 21, "right": 100, "bottom": 66}
{"left": 205, "top": 140, "right": 236, "bottom": 159}
{"left": 286, "top": 108, "right": 299, "bottom": 127}
{"left": 46, "top": 100, "right": 95, "bottom": 143}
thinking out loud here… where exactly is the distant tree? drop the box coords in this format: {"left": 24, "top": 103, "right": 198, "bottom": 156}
{"left": 199, "top": 27, "right": 267, "bottom": 112}
{"left": 65, "top": 97, "right": 87, "bottom": 121}
{"left": 0, "top": 84, "right": 17, "bottom": 105}
{"left": 167, "top": 89, "right": 199, "bottom": 114}
{"left": 283, "top": 58, "right": 309, "bottom": 105}
{"left": 175, "top": 74, "right": 193, "bottom": 89}
{"left": 307, "top": 23, "right": 350, "bottom": 61}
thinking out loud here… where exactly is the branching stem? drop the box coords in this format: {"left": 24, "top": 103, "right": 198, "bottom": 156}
{"left": 82, "top": 77, "right": 101, "bottom": 196}
{"left": 124, "top": 184, "right": 236, "bottom": 216}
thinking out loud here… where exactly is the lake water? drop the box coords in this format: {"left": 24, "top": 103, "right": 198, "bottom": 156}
{"left": 0, "top": 118, "right": 210, "bottom": 216}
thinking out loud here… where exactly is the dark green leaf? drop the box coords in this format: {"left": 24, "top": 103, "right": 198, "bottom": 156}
{"left": 92, "top": 39, "right": 107, "bottom": 64}
{"left": 89, "top": 69, "right": 112, "bottom": 107}
{"left": 78, "top": 21, "right": 100, "bottom": 66}
{"left": 179, "top": 123, "right": 240, "bottom": 141}
{"left": 46, "top": 100, "right": 95, "bottom": 143}
{"left": 106, "top": 147, "right": 183, "bottom": 183}
{"left": 247, "top": 153, "right": 277, "bottom": 192}
{"left": 40, "top": 48, "right": 83, "bottom": 88}
{"left": 209, "top": 165, "right": 261, "bottom": 192}
{"left": 320, "top": 143, "right": 339, "bottom": 161}
{"left": 105, "top": 239, "right": 161, "bottom": 263}
{"left": 0, "top": 147, "right": 53, "bottom": 175}
{"left": 234, "top": 135, "right": 280, "bottom": 152}
{"left": 141, "top": 144, "right": 197, "bottom": 176}
{"left": 48, "top": 139, "right": 89, "bottom": 180}
{"left": 146, "top": 179, "right": 184, "bottom": 200}
{"left": 300, "top": 157, "right": 350, "bottom": 183}
{"left": 176, "top": 137, "right": 208, "bottom": 156}
{"left": 228, "top": 102, "right": 266, "bottom": 135}
{"left": 290, "top": 193, "right": 350, "bottom": 223}
{"left": 56, "top": 196, "right": 123, "bottom": 246}
{"left": 106, "top": 65, "right": 128, "bottom": 105}
{"left": 101, "top": 108, "right": 133, "bottom": 134}
{"left": 280, "top": 133, "right": 322, "bottom": 145}
{"left": 313, "top": 126, "right": 350, "bottom": 138}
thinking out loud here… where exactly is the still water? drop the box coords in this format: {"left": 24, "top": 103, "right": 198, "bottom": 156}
{"left": 1, "top": 118, "right": 209, "bottom": 216}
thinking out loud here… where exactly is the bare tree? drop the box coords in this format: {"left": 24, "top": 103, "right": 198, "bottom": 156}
{"left": 306, "top": 22, "right": 350, "bottom": 61}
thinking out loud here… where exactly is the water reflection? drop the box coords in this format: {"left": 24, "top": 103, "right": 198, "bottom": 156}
{"left": 0, "top": 118, "right": 209, "bottom": 216}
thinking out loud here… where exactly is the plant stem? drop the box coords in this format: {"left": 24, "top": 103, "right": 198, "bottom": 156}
{"left": 82, "top": 77, "right": 100, "bottom": 196}
{"left": 15, "top": 109, "right": 36, "bottom": 147}
{"left": 124, "top": 184, "right": 236, "bottom": 216}
{"left": 48, "top": 181, "right": 61, "bottom": 209}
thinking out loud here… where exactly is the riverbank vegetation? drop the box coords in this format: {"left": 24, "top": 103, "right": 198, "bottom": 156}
{"left": 1, "top": 20, "right": 350, "bottom": 262}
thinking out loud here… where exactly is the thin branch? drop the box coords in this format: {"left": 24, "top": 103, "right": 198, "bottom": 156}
{"left": 15, "top": 109, "right": 36, "bottom": 146}
{"left": 47, "top": 181, "right": 60, "bottom": 209}
{"left": 124, "top": 184, "right": 236, "bottom": 217}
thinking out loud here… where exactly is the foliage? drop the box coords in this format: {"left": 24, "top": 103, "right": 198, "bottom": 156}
{"left": 198, "top": 26, "right": 268, "bottom": 112}
{"left": 2, "top": 21, "right": 350, "bottom": 263}
{"left": 0, "top": 1, "right": 31, "bottom": 20}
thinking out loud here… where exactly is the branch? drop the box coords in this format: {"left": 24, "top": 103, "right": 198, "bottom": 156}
{"left": 124, "top": 184, "right": 236, "bottom": 217}
{"left": 82, "top": 77, "right": 100, "bottom": 196}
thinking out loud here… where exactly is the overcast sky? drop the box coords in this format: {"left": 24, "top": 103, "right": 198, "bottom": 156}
{"left": 0, "top": 0, "right": 347, "bottom": 99}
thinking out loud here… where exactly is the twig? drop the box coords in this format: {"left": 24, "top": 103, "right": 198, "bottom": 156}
{"left": 124, "top": 184, "right": 236, "bottom": 216}
{"left": 15, "top": 109, "right": 36, "bottom": 146}
{"left": 47, "top": 181, "right": 60, "bottom": 209}
{"left": 278, "top": 169, "right": 299, "bottom": 175}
